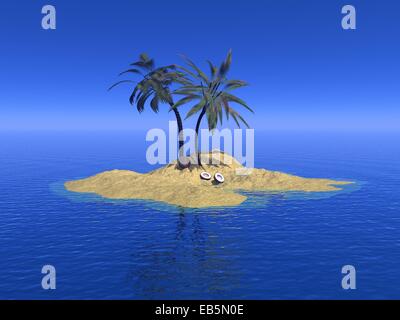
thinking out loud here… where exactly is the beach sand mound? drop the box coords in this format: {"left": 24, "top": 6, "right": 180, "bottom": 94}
{"left": 65, "top": 150, "right": 352, "bottom": 208}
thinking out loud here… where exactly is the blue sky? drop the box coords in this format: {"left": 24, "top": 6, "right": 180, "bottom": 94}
{"left": 0, "top": 0, "right": 399, "bottom": 131}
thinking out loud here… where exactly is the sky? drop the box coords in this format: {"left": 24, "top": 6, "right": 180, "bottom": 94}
{"left": 0, "top": 0, "right": 399, "bottom": 132}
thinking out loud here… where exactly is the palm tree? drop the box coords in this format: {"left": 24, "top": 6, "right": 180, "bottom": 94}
{"left": 109, "top": 53, "right": 190, "bottom": 168}
{"left": 174, "top": 50, "right": 253, "bottom": 166}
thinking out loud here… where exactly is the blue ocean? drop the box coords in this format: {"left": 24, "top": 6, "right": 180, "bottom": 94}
{"left": 0, "top": 130, "right": 399, "bottom": 299}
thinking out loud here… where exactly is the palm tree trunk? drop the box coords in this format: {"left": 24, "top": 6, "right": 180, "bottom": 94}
{"left": 170, "top": 105, "right": 188, "bottom": 168}
{"left": 195, "top": 107, "right": 207, "bottom": 167}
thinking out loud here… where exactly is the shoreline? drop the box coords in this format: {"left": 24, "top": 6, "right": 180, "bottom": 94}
{"left": 65, "top": 151, "right": 353, "bottom": 208}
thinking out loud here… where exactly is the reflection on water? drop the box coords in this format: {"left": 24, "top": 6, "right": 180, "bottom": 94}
{"left": 126, "top": 210, "right": 243, "bottom": 298}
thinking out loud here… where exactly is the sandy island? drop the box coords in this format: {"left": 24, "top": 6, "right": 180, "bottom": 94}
{"left": 65, "top": 150, "right": 352, "bottom": 208}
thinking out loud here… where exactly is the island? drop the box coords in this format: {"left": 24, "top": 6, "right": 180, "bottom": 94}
{"left": 65, "top": 150, "right": 352, "bottom": 208}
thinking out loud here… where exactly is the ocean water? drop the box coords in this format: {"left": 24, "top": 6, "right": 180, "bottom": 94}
{"left": 0, "top": 130, "right": 399, "bottom": 299}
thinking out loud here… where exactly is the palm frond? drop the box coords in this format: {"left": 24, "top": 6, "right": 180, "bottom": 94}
{"left": 172, "top": 95, "right": 201, "bottom": 110}
{"left": 223, "top": 103, "right": 250, "bottom": 128}
{"left": 136, "top": 90, "right": 152, "bottom": 113}
{"left": 130, "top": 55, "right": 154, "bottom": 71}
{"left": 224, "top": 79, "right": 248, "bottom": 90}
{"left": 139, "top": 53, "right": 150, "bottom": 62}
{"left": 150, "top": 96, "right": 159, "bottom": 113}
{"left": 236, "top": 112, "right": 250, "bottom": 128}
{"left": 222, "top": 98, "right": 230, "bottom": 120}
{"left": 118, "top": 69, "right": 143, "bottom": 76}
{"left": 222, "top": 92, "right": 254, "bottom": 113}
{"left": 214, "top": 98, "right": 223, "bottom": 125}
{"left": 218, "top": 49, "right": 232, "bottom": 78}
{"left": 207, "top": 60, "right": 218, "bottom": 79}
{"left": 108, "top": 80, "right": 135, "bottom": 91}
{"left": 185, "top": 99, "right": 206, "bottom": 119}
{"left": 178, "top": 55, "right": 209, "bottom": 84}
{"left": 206, "top": 103, "right": 218, "bottom": 130}
{"left": 176, "top": 64, "right": 205, "bottom": 83}
{"left": 129, "top": 85, "right": 138, "bottom": 105}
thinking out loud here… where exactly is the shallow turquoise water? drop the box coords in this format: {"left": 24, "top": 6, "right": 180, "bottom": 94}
{"left": 0, "top": 131, "right": 399, "bottom": 299}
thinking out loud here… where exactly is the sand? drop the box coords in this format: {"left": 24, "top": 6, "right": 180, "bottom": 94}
{"left": 65, "top": 150, "right": 352, "bottom": 208}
